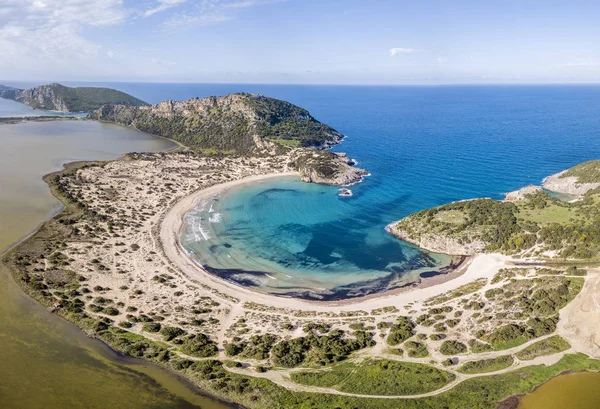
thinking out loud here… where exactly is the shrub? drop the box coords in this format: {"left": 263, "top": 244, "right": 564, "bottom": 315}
{"left": 160, "top": 326, "right": 186, "bottom": 341}
{"left": 180, "top": 333, "right": 218, "bottom": 357}
{"left": 387, "top": 316, "right": 415, "bottom": 346}
{"left": 440, "top": 340, "right": 468, "bottom": 355}
{"left": 142, "top": 322, "right": 162, "bottom": 333}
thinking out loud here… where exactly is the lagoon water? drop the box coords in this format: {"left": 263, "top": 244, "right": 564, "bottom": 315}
{"left": 2, "top": 84, "right": 600, "bottom": 407}
{"left": 0, "top": 120, "right": 232, "bottom": 409}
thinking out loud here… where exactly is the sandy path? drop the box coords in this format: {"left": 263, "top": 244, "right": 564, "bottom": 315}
{"left": 557, "top": 268, "right": 600, "bottom": 358}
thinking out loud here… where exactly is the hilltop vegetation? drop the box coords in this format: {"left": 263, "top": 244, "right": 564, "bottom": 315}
{"left": 88, "top": 93, "right": 344, "bottom": 155}
{"left": 0, "top": 83, "right": 147, "bottom": 112}
{"left": 390, "top": 187, "right": 600, "bottom": 260}
{"left": 561, "top": 160, "right": 600, "bottom": 184}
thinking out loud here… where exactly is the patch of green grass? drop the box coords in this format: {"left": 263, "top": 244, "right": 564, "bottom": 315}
{"left": 290, "top": 362, "right": 354, "bottom": 388}
{"left": 434, "top": 210, "right": 467, "bottom": 224}
{"left": 458, "top": 355, "right": 514, "bottom": 374}
{"left": 518, "top": 204, "right": 574, "bottom": 224}
{"left": 273, "top": 138, "right": 301, "bottom": 148}
{"left": 515, "top": 336, "right": 571, "bottom": 361}
{"left": 292, "top": 359, "right": 455, "bottom": 396}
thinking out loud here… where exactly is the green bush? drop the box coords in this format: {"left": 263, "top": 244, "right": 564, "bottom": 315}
{"left": 387, "top": 316, "right": 416, "bottom": 346}
{"left": 458, "top": 356, "right": 514, "bottom": 374}
{"left": 160, "top": 326, "right": 186, "bottom": 341}
{"left": 180, "top": 333, "right": 218, "bottom": 357}
{"left": 142, "top": 322, "right": 161, "bottom": 333}
{"left": 440, "top": 340, "right": 468, "bottom": 355}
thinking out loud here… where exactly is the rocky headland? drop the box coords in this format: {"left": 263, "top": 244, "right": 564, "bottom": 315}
{"left": 0, "top": 83, "right": 147, "bottom": 112}
{"left": 89, "top": 93, "right": 367, "bottom": 185}
{"left": 543, "top": 167, "right": 600, "bottom": 196}
{"left": 387, "top": 160, "right": 600, "bottom": 260}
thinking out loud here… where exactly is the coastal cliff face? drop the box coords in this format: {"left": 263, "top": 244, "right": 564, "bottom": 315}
{"left": 386, "top": 222, "right": 486, "bottom": 255}
{"left": 543, "top": 168, "right": 600, "bottom": 196}
{"left": 88, "top": 94, "right": 344, "bottom": 154}
{"left": 17, "top": 85, "right": 69, "bottom": 112}
{"left": 0, "top": 83, "right": 147, "bottom": 112}
{"left": 293, "top": 150, "right": 368, "bottom": 185}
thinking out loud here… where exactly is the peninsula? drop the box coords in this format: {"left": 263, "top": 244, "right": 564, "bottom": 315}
{"left": 5, "top": 95, "right": 600, "bottom": 408}
{"left": 0, "top": 83, "right": 148, "bottom": 112}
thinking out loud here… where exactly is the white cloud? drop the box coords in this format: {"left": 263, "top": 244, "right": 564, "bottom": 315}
{"left": 389, "top": 48, "right": 418, "bottom": 56}
{"left": 564, "top": 59, "right": 600, "bottom": 68}
{"left": 151, "top": 57, "right": 177, "bottom": 66}
{"left": 224, "top": 0, "right": 285, "bottom": 9}
{"left": 436, "top": 57, "right": 448, "bottom": 64}
{"left": 0, "top": 0, "right": 128, "bottom": 62}
{"left": 144, "top": 0, "right": 188, "bottom": 18}
{"left": 107, "top": 50, "right": 121, "bottom": 59}
{"left": 161, "top": 0, "right": 285, "bottom": 31}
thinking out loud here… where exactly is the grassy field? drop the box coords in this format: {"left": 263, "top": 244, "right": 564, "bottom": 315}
{"left": 289, "top": 363, "right": 354, "bottom": 388}
{"left": 185, "top": 354, "right": 600, "bottom": 408}
{"left": 518, "top": 204, "right": 574, "bottom": 224}
{"left": 515, "top": 336, "right": 571, "bottom": 361}
{"left": 458, "top": 355, "right": 514, "bottom": 374}
{"left": 434, "top": 210, "right": 467, "bottom": 224}
{"left": 272, "top": 138, "right": 301, "bottom": 148}
{"left": 290, "top": 359, "right": 455, "bottom": 396}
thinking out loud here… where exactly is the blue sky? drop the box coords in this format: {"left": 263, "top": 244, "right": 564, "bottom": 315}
{"left": 1, "top": 0, "right": 600, "bottom": 84}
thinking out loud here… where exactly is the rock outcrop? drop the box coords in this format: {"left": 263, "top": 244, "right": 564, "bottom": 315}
{"left": 293, "top": 150, "right": 368, "bottom": 185}
{"left": 386, "top": 223, "right": 486, "bottom": 256}
{"left": 543, "top": 170, "right": 600, "bottom": 196}
{"left": 504, "top": 185, "right": 542, "bottom": 201}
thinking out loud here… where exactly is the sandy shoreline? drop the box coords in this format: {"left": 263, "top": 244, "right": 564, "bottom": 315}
{"left": 160, "top": 173, "right": 510, "bottom": 311}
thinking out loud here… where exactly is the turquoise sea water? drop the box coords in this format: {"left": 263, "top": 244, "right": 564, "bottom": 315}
{"left": 5, "top": 83, "right": 600, "bottom": 299}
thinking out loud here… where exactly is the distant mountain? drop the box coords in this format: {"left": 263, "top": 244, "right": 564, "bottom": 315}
{"left": 0, "top": 83, "right": 148, "bottom": 112}
{"left": 88, "top": 93, "right": 345, "bottom": 155}
{"left": 0, "top": 85, "right": 22, "bottom": 100}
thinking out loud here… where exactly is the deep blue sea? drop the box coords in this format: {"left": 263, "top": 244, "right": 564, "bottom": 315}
{"left": 4, "top": 82, "right": 600, "bottom": 299}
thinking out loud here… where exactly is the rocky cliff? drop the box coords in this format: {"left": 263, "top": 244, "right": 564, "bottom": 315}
{"left": 88, "top": 94, "right": 344, "bottom": 154}
{"left": 543, "top": 168, "right": 600, "bottom": 196}
{"left": 386, "top": 223, "right": 486, "bottom": 256}
{"left": 0, "top": 83, "right": 147, "bottom": 112}
{"left": 292, "top": 150, "right": 368, "bottom": 185}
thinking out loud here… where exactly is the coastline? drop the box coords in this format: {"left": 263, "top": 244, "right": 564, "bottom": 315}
{"left": 6, "top": 151, "right": 596, "bottom": 409}
{"left": 161, "top": 174, "right": 505, "bottom": 311}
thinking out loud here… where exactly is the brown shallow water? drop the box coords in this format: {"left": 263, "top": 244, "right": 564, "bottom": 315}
{"left": 0, "top": 121, "right": 233, "bottom": 409}
{"left": 517, "top": 372, "right": 600, "bottom": 409}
